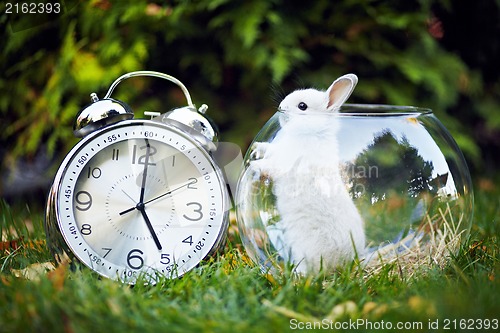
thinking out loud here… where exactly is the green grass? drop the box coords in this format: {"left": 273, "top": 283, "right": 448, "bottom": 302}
{"left": 1, "top": 183, "right": 499, "bottom": 333}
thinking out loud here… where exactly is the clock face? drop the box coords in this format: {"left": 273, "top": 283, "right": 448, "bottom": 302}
{"left": 54, "top": 120, "right": 228, "bottom": 283}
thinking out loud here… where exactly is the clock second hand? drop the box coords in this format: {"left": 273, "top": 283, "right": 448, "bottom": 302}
{"left": 121, "top": 190, "right": 136, "bottom": 204}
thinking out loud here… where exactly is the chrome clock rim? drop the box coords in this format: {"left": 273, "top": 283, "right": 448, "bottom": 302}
{"left": 45, "top": 119, "right": 229, "bottom": 284}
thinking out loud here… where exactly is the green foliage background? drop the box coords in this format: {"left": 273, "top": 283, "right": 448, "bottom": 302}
{"left": 1, "top": 0, "right": 499, "bottom": 197}
{"left": 0, "top": 2, "right": 499, "bottom": 330}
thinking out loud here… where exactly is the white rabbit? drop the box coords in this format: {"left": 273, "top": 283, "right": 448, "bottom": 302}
{"left": 250, "top": 74, "right": 365, "bottom": 273}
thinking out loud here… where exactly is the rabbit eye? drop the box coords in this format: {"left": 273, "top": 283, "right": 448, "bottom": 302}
{"left": 298, "top": 102, "right": 308, "bottom": 111}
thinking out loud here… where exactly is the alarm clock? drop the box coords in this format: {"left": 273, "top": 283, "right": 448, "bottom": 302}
{"left": 45, "top": 71, "right": 230, "bottom": 284}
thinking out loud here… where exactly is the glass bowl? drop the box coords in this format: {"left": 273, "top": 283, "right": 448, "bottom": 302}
{"left": 235, "top": 104, "right": 473, "bottom": 274}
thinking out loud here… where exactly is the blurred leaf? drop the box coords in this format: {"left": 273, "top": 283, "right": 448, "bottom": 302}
{"left": 1, "top": 0, "right": 499, "bottom": 181}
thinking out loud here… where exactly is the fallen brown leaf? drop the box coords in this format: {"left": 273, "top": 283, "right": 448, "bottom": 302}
{"left": 0, "top": 237, "right": 23, "bottom": 251}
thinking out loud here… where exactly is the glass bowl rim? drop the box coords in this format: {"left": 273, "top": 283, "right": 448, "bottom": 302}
{"left": 277, "top": 103, "right": 433, "bottom": 117}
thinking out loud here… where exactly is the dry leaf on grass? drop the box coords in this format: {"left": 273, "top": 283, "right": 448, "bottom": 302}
{"left": 0, "top": 238, "right": 24, "bottom": 251}
{"left": 11, "top": 262, "right": 56, "bottom": 280}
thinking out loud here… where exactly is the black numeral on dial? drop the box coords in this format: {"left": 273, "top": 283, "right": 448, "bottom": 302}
{"left": 127, "top": 249, "right": 144, "bottom": 270}
{"left": 80, "top": 224, "right": 92, "bottom": 235}
{"left": 112, "top": 149, "right": 120, "bottom": 161}
{"left": 75, "top": 191, "right": 92, "bottom": 211}
{"left": 183, "top": 202, "right": 203, "bottom": 221}
{"left": 132, "top": 144, "right": 157, "bottom": 166}
{"left": 160, "top": 254, "right": 171, "bottom": 265}
{"left": 182, "top": 235, "right": 193, "bottom": 246}
{"left": 87, "top": 167, "right": 102, "bottom": 179}
{"left": 187, "top": 177, "right": 198, "bottom": 189}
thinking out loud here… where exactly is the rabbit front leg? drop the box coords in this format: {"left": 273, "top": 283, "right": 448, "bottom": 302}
{"left": 249, "top": 141, "right": 270, "bottom": 160}
{"left": 248, "top": 141, "right": 288, "bottom": 179}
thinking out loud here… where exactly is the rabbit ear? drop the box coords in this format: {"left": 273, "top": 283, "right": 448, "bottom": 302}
{"left": 326, "top": 74, "right": 358, "bottom": 111}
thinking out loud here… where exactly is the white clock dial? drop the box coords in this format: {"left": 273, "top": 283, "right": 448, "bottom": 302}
{"left": 53, "top": 121, "right": 228, "bottom": 283}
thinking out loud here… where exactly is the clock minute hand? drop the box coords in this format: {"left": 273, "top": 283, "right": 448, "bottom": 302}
{"left": 119, "top": 180, "right": 194, "bottom": 216}
{"left": 136, "top": 141, "right": 162, "bottom": 250}
{"left": 138, "top": 141, "right": 152, "bottom": 204}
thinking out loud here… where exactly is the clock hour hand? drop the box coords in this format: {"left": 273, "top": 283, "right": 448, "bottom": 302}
{"left": 119, "top": 206, "right": 136, "bottom": 216}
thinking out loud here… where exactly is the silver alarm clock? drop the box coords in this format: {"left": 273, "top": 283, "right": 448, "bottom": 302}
{"left": 45, "top": 71, "right": 229, "bottom": 284}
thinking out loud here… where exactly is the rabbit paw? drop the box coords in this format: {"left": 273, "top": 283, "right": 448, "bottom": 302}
{"left": 250, "top": 142, "right": 270, "bottom": 160}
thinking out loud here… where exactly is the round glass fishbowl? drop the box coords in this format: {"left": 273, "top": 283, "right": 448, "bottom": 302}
{"left": 235, "top": 105, "right": 473, "bottom": 275}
